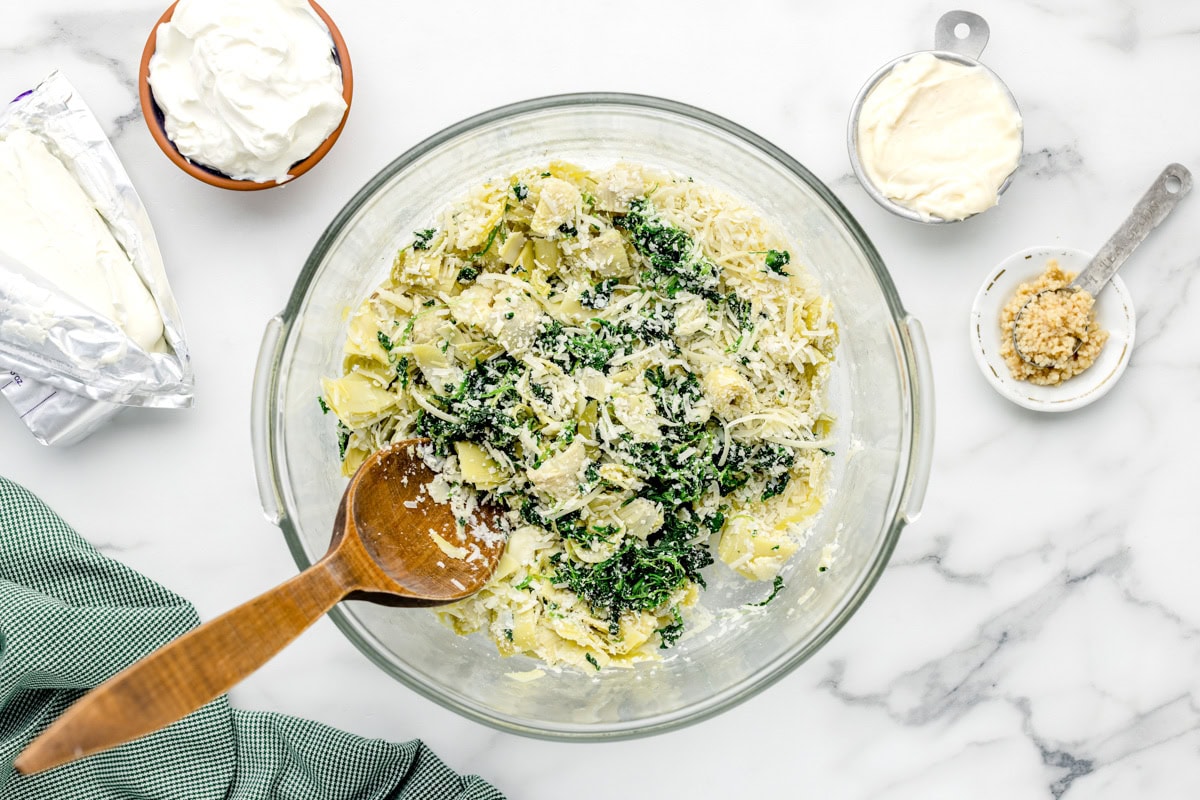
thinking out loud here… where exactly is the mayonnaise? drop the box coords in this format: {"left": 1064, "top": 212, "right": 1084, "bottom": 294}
{"left": 0, "top": 130, "right": 164, "bottom": 352}
{"left": 147, "top": 0, "right": 347, "bottom": 183}
{"left": 856, "top": 52, "right": 1022, "bottom": 221}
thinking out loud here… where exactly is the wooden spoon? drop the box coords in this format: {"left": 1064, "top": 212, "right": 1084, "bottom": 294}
{"left": 14, "top": 438, "right": 505, "bottom": 775}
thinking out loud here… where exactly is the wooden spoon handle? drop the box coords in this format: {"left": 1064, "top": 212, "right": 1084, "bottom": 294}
{"left": 14, "top": 555, "right": 350, "bottom": 775}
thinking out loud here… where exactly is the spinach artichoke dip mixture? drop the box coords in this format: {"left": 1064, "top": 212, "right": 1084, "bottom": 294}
{"left": 321, "top": 161, "right": 838, "bottom": 670}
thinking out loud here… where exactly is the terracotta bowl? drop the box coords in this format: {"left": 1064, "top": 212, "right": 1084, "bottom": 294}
{"left": 138, "top": 0, "right": 353, "bottom": 191}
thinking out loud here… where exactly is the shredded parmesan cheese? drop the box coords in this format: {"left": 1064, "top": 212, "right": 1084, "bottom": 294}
{"left": 322, "top": 161, "right": 838, "bottom": 671}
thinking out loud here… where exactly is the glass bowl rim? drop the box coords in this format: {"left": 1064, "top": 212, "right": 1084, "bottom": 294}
{"left": 264, "top": 91, "right": 920, "bottom": 740}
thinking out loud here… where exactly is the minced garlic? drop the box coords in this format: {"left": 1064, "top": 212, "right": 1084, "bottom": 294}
{"left": 999, "top": 260, "right": 1107, "bottom": 385}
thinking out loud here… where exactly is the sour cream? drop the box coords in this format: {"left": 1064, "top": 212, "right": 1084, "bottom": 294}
{"left": 856, "top": 52, "right": 1022, "bottom": 221}
{"left": 147, "top": 0, "right": 347, "bottom": 183}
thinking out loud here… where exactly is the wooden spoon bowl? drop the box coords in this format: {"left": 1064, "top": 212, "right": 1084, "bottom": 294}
{"left": 15, "top": 439, "right": 504, "bottom": 775}
{"left": 342, "top": 440, "right": 504, "bottom": 603}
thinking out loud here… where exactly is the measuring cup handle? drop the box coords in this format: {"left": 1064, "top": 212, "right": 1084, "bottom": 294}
{"left": 935, "top": 10, "right": 990, "bottom": 60}
{"left": 1075, "top": 164, "right": 1193, "bottom": 297}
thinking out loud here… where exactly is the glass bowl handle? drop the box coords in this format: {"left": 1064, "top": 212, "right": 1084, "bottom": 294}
{"left": 251, "top": 315, "right": 286, "bottom": 525}
{"left": 901, "top": 315, "right": 935, "bottom": 524}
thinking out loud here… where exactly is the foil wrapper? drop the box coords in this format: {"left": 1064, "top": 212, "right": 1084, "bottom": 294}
{"left": 0, "top": 71, "right": 193, "bottom": 445}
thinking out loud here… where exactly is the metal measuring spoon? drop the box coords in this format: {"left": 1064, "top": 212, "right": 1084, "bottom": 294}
{"left": 1012, "top": 164, "right": 1192, "bottom": 368}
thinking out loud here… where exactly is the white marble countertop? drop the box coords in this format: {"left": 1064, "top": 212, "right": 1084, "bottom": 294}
{"left": 5, "top": 1, "right": 1200, "bottom": 797}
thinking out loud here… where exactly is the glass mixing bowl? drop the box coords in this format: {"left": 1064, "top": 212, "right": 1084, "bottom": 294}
{"left": 251, "top": 94, "right": 934, "bottom": 740}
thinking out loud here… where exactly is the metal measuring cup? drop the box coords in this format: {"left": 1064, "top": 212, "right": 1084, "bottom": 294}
{"left": 847, "top": 10, "right": 1023, "bottom": 223}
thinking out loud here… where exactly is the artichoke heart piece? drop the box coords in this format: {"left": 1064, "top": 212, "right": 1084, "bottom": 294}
{"left": 511, "top": 606, "right": 541, "bottom": 652}
{"left": 514, "top": 242, "right": 536, "bottom": 275}
{"left": 528, "top": 439, "right": 587, "bottom": 504}
{"left": 533, "top": 238, "right": 560, "bottom": 272}
{"left": 593, "top": 162, "right": 648, "bottom": 213}
{"left": 530, "top": 178, "right": 581, "bottom": 237}
{"left": 342, "top": 444, "right": 369, "bottom": 476}
{"left": 345, "top": 311, "right": 390, "bottom": 363}
{"left": 703, "top": 365, "right": 755, "bottom": 420}
{"left": 586, "top": 229, "right": 632, "bottom": 278}
{"left": 546, "top": 161, "right": 594, "bottom": 185}
{"left": 616, "top": 497, "right": 663, "bottom": 539}
{"left": 393, "top": 248, "right": 452, "bottom": 293}
{"left": 494, "top": 525, "right": 541, "bottom": 580}
{"left": 320, "top": 373, "right": 395, "bottom": 423}
{"left": 611, "top": 392, "right": 662, "bottom": 441}
{"left": 717, "top": 515, "right": 798, "bottom": 581}
{"left": 455, "top": 441, "right": 507, "bottom": 489}
{"left": 577, "top": 399, "right": 599, "bottom": 440}
{"left": 499, "top": 232, "right": 527, "bottom": 266}
{"left": 449, "top": 285, "right": 495, "bottom": 331}
{"left": 410, "top": 343, "right": 448, "bottom": 368}
{"left": 411, "top": 343, "right": 462, "bottom": 392}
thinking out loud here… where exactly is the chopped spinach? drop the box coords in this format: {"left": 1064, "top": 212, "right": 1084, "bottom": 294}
{"left": 519, "top": 497, "right": 549, "bottom": 528}
{"left": 749, "top": 576, "right": 785, "bottom": 606}
{"left": 726, "top": 293, "right": 754, "bottom": 331}
{"left": 644, "top": 366, "right": 702, "bottom": 426}
{"left": 630, "top": 437, "right": 715, "bottom": 506}
{"left": 568, "top": 334, "right": 617, "bottom": 371}
{"left": 590, "top": 524, "right": 619, "bottom": 539}
{"left": 512, "top": 182, "right": 529, "bottom": 201}
{"left": 534, "top": 318, "right": 628, "bottom": 373}
{"left": 635, "top": 303, "right": 675, "bottom": 344}
{"left": 579, "top": 278, "right": 619, "bottom": 310}
{"left": 412, "top": 228, "right": 436, "bottom": 250}
{"left": 716, "top": 441, "right": 794, "bottom": 495}
{"left": 553, "top": 515, "right": 713, "bottom": 635}
{"left": 555, "top": 512, "right": 617, "bottom": 547}
{"left": 415, "top": 355, "right": 525, "bottom": 454}
{"left": 765, "top": 249, "right": 791, "bottom": 276}
{"left": 761, "top": 472, "right": 791, "bottom": 501}
{"left": 396, "top": 355, "right": 410, "bottom": 389}
{"left": 617, "top": 198, "right": 722, "bottom": 301}
{"left": 659, "top": 607, "right": 685, "bottom": 648}
{"left": 470, "top": 223, "right": 503, "bottom": 259}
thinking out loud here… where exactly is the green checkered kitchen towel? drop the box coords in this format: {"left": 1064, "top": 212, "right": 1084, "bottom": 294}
{"left": 0, "top": 476, "right": 505, "bottom": 800}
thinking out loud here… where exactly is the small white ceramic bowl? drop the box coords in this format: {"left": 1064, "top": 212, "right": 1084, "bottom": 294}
{"left": 970, "top": 246, "right": 1136, "bottom": 412}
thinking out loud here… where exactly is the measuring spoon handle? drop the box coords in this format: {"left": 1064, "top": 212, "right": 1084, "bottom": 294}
{"left": 1074, "top": 164, "right": 1192, "bottom": 296}
{"left": 14, "top": 552, "right": 352, "bottom": 775}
